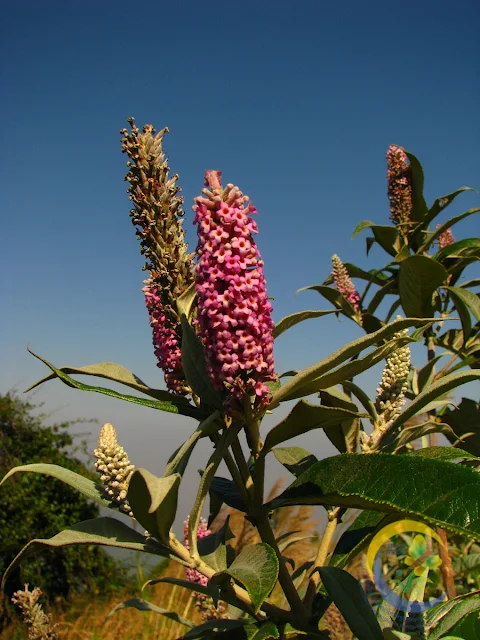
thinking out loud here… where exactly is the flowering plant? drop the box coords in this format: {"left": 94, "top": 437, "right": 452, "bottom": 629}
{"left": 2, "top": 123, "right": 480, "bottom": 639}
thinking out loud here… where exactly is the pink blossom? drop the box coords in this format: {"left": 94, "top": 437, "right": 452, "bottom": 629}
{"left": 143, "top": 281, "right": 189, "bottom": 395}
{"left": 184, "top": 517, "right": 211, "bottom": 587}
{"left": 436, "top": 225, "right": 455, "bottom": 249}
{"left": 331, "top": 254, "right": 361, "bottom": 313}
{"left": 193, "top": 171, "right": 276, "bottom": 410}
{"left": 387, "top": 144, "right": 413, "bottom": 231}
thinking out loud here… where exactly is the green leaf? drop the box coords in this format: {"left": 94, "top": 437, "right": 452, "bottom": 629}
{"left": 427, "top": 590, "right": 480, "bottom": 640}
{"left": 270, "top": 317, "right": 432, "bottom": 407}
{"left": 175, "top": 620, "right": 249, "bottom": 639}
{"left": 262, "top": 400, "right": 364, "bottom": 454}
{"left": 352, "top": 220, "right": 375, "bottom": 239}
{"left": 319, "top": 566, "right": 383, "bottom": 640}
{"left": 25, "top": 358, "right": 177, "bottom": 403}
{"left": 367, "top": 280, "right": 398, "bottom": 316}
{"left": 211, "top": 544, "right": 279, "bottom": 614}
{"left": 435, "top": 238, "right": 480, "bottom": 262}
{"left": 273, "top": 310, "right": 337, "bottom": 339}
{"left": 424, "top": 186, "right": 477, "bottom": 227}
{"left": 1, "top": 517, "right": 168, "bottom": 591}
{"left": 26, "top": 348, "right": 198, "bottom": 417}
{"left": 127, "top": 469, "right": 180, "bottom": 543}
{"left": 445, "top": 286, "right": 480, "bottom": 321}
{"left": 319, "top": 386, "right": 361, "bottom": 454}
{"left": 387, "top": 420, "right": 458, "bottom": 452}
{"left": 398, "top": 256, "right": 448, "bottom": 317}
{"left": 0, "top": 463, "right": 114, "bottom": 509}
{"left": 371, "top": 225, "right": 402, "bottom": 257}
{"left": 107, "top": 597, "right": 194, "bottom": 627}
{"left": 419, "top": 207, "right": 480, "bottom": 253}
{"left": 406, "top": 446, "right": 479, "bottom": 463}
{"left": 209, "top": 477, "right": 248, "bottom": 513}
{"left": 416, "top": 355, "right": 445, "bottom": 392}
{"left": 343, "top": 263, "right": 389, "bottom": 285}
{"left": 181, "top": 315, "right": 224, "bottom": 409}
{"left": 242, "top": 621, "right": 280, "bottom": 640}
{"left": 381, "top": 370, "right": 480, "bottom": 437}
{"left": 198, "top": 517, "right": 235, "bottom": 573}
{"left": 342, "top": 380, "right": 378, "bottom": 423}
{"left": 442, "top": 398, "right": 480, "bottom": 456}
{"left": 297, "top": 285, "right": 359, "bottom": 317}
{"left": 177, "top": 282, "right": 197, "bottom": 321}
{"left": 404, "top": 149, "right": 428, "bottom": 224}
{"left": 272, "top": 447, "right": 318, "bottom": 477}
{"left": 270, "top": 453, "right": 480, "bottom": 540}
{"left": 331, "top": 511, "right": 390, "bottom": 569}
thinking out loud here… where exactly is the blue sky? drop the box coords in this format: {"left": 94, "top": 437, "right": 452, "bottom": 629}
{"left": 2, "top": 1, "right": 479, "bottom": 533}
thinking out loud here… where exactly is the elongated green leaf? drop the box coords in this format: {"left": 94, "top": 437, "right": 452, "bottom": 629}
{"left": 424, "top": 186, "right": 477, "bottom": 227}
{"left": 1, "top": 463, "right": 114, "bottom": 509}
{"left": 352, "top": 220, "right": 375, "bottom": 239}
{"left": 398, "top": 256, "right": 448, "bottom": 317}
{"left": 416, "top": 355, "right": 445, "bottom": 392}
{"left": 342, "top": 380, "right": 377, "bottom": 423}
{"left": 281, "top": 337, "right": 415, "bottom": 404}
{"left": 382, "top": 370, "right": 480, "bottom": 435}
{"left": 427, "top": 591, "right": 480, "bottom": 640}
{"left": 25, "top": 359, "right": 176, "bottom": 403}
{"left": 176, "top": 619, "right": 248, "bottom": 639}
{"left": 407, "top": 446, "right": 479, "bottom": 462}
{"left": 387, "top": 421, "right": 458, "bottom": 452}
{"left": 343, "top": 263, "right": 389, "bottom": 285}
{"left": 127, "top": 469, "right": 180, "bottom": 543}
{"left": 420, "top": 207, "right": 480, "bottom": 253}
{"left": 211, "top": 544, "right": 279, "bottom": 614}
{"left": 319, "top": 386, "right": 361, "bottom": 454}
{"left": 262, "top": 400, "right": 364, "bottom": 454}
{"left": 404, "top": 149, "right": 428, "bottom": 224}
{"left": 272, "top": 447, "right": 318, "bottom": 477}
{"left": 177, "top": 282, "right": 197, "bottom": 321}
{"left": 270, "top": 453, "right": 480, "bottom": 540}
{"left": 367, "top": 280, "right": 397, "bottom": 316}
{"left": 181, "top": 315, "right": 224, "bottom": 409}
{"left": 26, "top": 349, "right": 198, "bottom": 417}
{"left": 436, "top": 238, "right": 480, "bottom": 262}
{"left": 273, "top": 310, "right": 337, "bottom": 339}
{"left": 107, "top": 598, "right": 194, "bottom": 627}
{"left": 319, "top": 566, "right": 383, "bottom": 640}
{"left": 446, "top": 286, "right": 480, "bottom": 321}
{"left": 1, "top": 517, "right": 168, "bottom": 591}
{"left": 209, "top": 477, "right": 247, "bottom": 513}
{"left": 270, "top": 317, "right": 432, "bottom": 407}
{"left": 297, "top": 285, "right": 358, "bottom": 317}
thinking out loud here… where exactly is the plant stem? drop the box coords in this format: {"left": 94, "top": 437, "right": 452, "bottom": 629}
{"left": 243, "top": 403, "right": 308, "bottom": 619}
{"left": 304, "top": 507, "right": 341, "bottom": 611}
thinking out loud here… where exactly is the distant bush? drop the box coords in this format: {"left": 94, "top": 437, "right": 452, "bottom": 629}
{"left": 0, "top": 392, "right": 127, "bottom": 628}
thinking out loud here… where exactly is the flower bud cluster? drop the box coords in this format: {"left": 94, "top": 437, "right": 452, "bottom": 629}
{"left": 361, "top": 322, "right": 411, "bottom": 453}
{"left": 436, "top": 225, "right": 455, "bottom": 249}
{"left": 331, "top": 254, "right": 361, "bottom": 312}
{"left": 374, "top": 326, "right": 411, "bottom": 427}
{"left": 94, "top": 423, "right": 135, "bottom": 517}
{"left": 387, "top": 145, "right": 413, "bottom": 232}
{"left": 121, "top": 118, "right": 194, "bottom": 394}
{"left": 11, "top": 585, "right": 59, "bottom": 640}
{"left": 183, "top": 517, "right": 227, "bottom": 620}
{"left": 193, "top": 170, "right": 276, "bottom": 409}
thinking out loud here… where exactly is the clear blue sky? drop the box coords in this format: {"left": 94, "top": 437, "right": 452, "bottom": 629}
{"left": 2, "top": 1, "right": 479, "bottom": 533}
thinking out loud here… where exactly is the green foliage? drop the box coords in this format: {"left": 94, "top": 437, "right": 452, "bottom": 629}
{"left": 0, "top": 392, "right": 127, "bottom": 621}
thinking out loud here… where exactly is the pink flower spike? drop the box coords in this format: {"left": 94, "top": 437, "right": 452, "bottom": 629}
{"left": 193, "top": 171, "right": 277, "bottom": 411}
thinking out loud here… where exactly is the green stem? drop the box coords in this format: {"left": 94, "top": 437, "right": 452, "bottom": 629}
{"left": 304, "top": 507, "right": 341, "bottom": 611}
